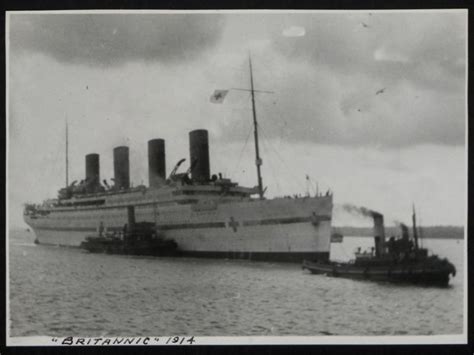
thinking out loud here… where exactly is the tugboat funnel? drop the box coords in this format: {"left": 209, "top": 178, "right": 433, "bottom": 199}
{"left": 373, "top": 213, "right": 385, "bottom": 257}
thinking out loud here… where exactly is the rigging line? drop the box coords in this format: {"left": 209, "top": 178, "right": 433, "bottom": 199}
{"left": 259, "top": 129, "right": 282, "bottom": 194}
{"left": 222, "top": 94, "right": 252, "bottom": 177}
{"left": 258, "top": 137, "right": 289, "bottom": 247}
{"left": 50, "top": 125, "right": 64, "bottom": 185}
{"left": 230, "top": 124, "right": 254, "bottom": 178}
{"left": 273, "top": 100, "right": 315, "bottom": 165}
{"left": 257, "top": 122, "right": 306, "bottom": 193}
{"left": 261, "top": 93, "right": 315, "bottom": 169}
{"left": 418, "top": 215, "right": 423, "bottom": 249}
{"left": 306, "top": 176, "right": 313, "bottom": 195}
{"left": 230, "top": 88, "right": 275, "bottom": 94}
{"left": 308, "top": 176, "right": 319, "bottom": 195}
{"left": 247, "top": 97, "right": 276, "bottom": 191}
{"left": 229, "top": 92, "right": 254, "bottom": 179}
{"left": 259, "top": 99, "right": 310, "bottom": 193}
{"left": 257, "top": 123, "right": 298, "bottom": 191}
{"left": 313, "top": 179, "right": 319, "bottom": 196}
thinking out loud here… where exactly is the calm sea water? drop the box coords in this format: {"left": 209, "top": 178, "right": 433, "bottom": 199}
{"left": 9, "top": 229, "right": 464, "bottom": 337}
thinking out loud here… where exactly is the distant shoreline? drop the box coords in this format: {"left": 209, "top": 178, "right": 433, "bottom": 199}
{"left": 333, "top": 226, "right": 465, "bottom": 240}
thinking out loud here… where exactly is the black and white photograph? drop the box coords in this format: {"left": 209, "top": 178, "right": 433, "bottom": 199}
{"left": 6, "top": 10, "right": 467, "bottom": 345}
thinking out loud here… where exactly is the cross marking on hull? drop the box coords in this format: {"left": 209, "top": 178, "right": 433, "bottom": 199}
{"left": 229, "top": 217, "right": 239, "bottom": 232}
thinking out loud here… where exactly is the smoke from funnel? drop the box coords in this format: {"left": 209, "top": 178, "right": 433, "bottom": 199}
{"left": 400, "top": 223, "right": 410, "bottom": 240}
{"left": 341, "top": 203, "right": 381, "bottom": 218}
{"left": 393, "top": 220, "right": 410, "bottom": 240}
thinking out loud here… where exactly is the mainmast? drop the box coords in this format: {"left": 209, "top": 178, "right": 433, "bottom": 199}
{"left": 249, "top": 55, "right": 264, "bottom": 199}
{"left": 65, "top": 118, "right": 69, "bottom": 187}
{"left": 412, "top": 203, "right": 419, "bottom": 250}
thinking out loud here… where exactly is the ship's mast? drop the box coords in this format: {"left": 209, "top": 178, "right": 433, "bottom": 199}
{"left": 418, "top": 214, "right": 424, "bottom": 249}
{"left": 249, "top": 55, "right": 264, "bottom": 199}
{"left": 65, "top": 118, "right": 69, "bottom": 187}
{"left": 412, "top": 203, "right": 419, "bottom": 250}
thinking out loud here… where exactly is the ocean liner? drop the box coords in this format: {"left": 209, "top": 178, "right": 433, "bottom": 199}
{"left": 23, "top": 57, "right": 333, "bottom": 262}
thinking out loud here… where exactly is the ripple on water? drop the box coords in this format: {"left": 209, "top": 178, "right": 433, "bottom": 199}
{"left": 8, "top": 232, "right": 464, "bottom": 337}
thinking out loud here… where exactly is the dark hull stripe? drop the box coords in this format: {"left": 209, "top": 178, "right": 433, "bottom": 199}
{"left": 31, "top": 214, "right": 331, "bottom": 232}
{"left": 34, "top": 226, "right": 126, "bottom": 232}
{"left": 36, "top": 242, "right": 330, "bottom": 263}
{"left": 35, "top": 226, "right": 97, "bottom": 232}
{"left": 243, "top": 215, "right": 330, "bottom": 226}
{"left": 159, "top": 222, "right": 226, "bottom": 230}
{"left": 178, "top": 251, "right": 330, "bottom": 263}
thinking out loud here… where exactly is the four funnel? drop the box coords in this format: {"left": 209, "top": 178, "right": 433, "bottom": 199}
{"left": 81, "top": 130, "right": 212, "bottom": 190}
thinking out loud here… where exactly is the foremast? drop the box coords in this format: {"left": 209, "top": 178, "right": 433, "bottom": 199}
{"left": 65, "top": 118, "right": 69, "bottom": 187}
{"left": 248, "top": 56, "right": 264, "bottom": 200}
{"left": 412, "top": 204, "right": 419, "bottom": 250}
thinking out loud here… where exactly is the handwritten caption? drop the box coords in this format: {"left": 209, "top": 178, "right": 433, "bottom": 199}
{"left": 51, "top": 336, "right": 196, "bottom": 346}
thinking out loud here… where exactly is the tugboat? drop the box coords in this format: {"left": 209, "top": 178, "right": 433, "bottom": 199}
{"left": 302, "top": 207, "right": 456, "bottom": 287}
{"left": 80, "top": 206, "right": 178, "bottom": 256}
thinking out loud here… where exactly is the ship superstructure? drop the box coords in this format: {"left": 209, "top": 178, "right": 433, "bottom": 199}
{"left": 23, "top": 57, "right": 333, "bottom": 262}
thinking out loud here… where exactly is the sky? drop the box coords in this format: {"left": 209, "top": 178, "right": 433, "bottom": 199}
{"left": 7, "top": 10, "right": 467, "bottom": 228}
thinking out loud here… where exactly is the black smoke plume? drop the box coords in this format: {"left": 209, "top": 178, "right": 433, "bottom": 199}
{"left": 341, "top": 203, "right": 382, "bottom": 218}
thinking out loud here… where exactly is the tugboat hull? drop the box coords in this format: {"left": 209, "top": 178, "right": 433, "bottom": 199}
{"left": 302, "top": 260, "right": 456, "bottom": 287}
{"left": 80, "top": 236, "right": 178, "bottom": 256}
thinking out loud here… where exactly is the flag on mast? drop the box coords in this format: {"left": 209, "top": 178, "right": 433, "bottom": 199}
{"left": 210, "top": 89, "right": 229, "bottom": 103}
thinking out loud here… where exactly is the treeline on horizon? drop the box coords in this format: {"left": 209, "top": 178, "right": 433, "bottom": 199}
{"left": 333, "top": 226, "right": 464, "bottom": 240}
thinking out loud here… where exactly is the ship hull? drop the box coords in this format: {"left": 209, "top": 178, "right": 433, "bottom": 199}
{"left": 25, "top": 195, "right": 332, "bottom": 262}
